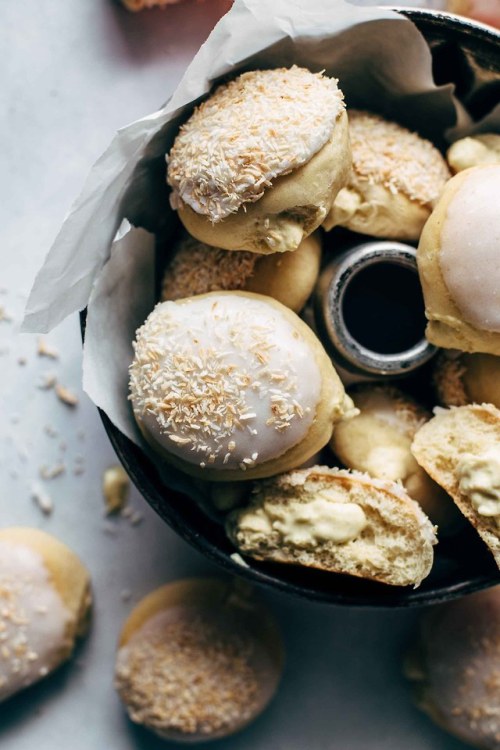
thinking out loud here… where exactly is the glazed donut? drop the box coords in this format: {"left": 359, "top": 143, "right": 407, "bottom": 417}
{"left": 115, "top": 578, "right": 283, "bottom": 742}
{"left": 417, "top": 165, "right": 500, "bottom": 355}
{"left": 0, "top": 527, "right": 91, "bottom": 702}
{"left": 405, "top": 586, "right": 500, "bottom": 749}
{"left": 167, "top": 66, "right": 350, "bottom": 254}
{"left": 129, "top": 292, "right": 355, "bottom": 481}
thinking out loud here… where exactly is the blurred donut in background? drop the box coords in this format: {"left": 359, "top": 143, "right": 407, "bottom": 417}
{"left": 447, "top": 0, "right": 500, "bottom": 28}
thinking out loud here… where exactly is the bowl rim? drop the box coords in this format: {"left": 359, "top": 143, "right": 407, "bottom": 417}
{"left": 83, "top": 6, "right": 500, "bottom": 608}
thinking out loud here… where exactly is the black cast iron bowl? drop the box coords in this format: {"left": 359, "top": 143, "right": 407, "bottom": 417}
{"left": 85, "top": 8, "right": 500, "bottom": 607}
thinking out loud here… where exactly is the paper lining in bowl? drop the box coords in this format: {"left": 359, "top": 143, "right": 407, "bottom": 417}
{"left": 27, "top": 0, "right": 500, "bottom": 605}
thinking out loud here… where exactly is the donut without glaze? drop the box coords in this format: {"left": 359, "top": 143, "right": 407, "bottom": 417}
{"left": 115, "top": 578, "right": 283, "bottom": 742}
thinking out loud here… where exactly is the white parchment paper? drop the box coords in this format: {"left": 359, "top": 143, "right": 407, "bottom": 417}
{"left": 21, "top": 0, "right": 499, "bottom": 488}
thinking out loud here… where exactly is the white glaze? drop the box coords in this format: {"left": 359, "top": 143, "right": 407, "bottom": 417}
{"left": 130, "top": 295, "right": 322, "bottom": 471}
{"left": 440, "top": 167, "right": 500, "bottom": 332}
{"left": 0, "top": 541, "right": 71, "bottom": 701}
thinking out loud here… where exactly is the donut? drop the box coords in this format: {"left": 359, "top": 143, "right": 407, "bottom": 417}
{"left": 226, "top": 466, "right": 437, "bottom": 587}
{"left": 330, "top": 384, "right": 461, "bottom": 533}
{"left": 161, "top": 231, "right": 322, "bottom": 313}
{"left": 412, "top": 404, "right": 500, "bottom": 568}
{"left": 129, "top": 292, "right": 356, "bottom": 481}
{"left": 0, "top": 527, "right": 91, "bottom": 702}
{"left": 417, "top": 165, "right": 500, "bottom": 355}
{"left": 447, "top": 134, "right": 500, "bottom": 173}
{"left": 433, "top": 350, "right": 500, "bottom": 409}
{"left": 405, "top": 586, "right": 500, "bottom": 749}
{"left": 114, "top": 578, "right": 283, "bottom": 742}
{"left": 167, "top": 66, "right": 350, "bottom": 254}
{"left": 323, "top": 110, "right": 451, "bottom": 240}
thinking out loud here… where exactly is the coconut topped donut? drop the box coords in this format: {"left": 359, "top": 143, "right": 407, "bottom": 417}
{"left": 167, "top": 66, "right": 345, "bottom": 222}
{"left": 161, "top": 235, "right": 258, "bottom": 300}
{"left": 115, "top": 578, "right": 284, "bottom": 742}
{"left": 0, "top": 528, "right": 91, "bottom": 702}
{"left": 129, "top": 292, "right": 353, "bottom": 480}
{"left": 160, "top": 231, "right": 322, "bottom": 313}
{"left": 324, "top": 111, "right": 450, "bottom": 240}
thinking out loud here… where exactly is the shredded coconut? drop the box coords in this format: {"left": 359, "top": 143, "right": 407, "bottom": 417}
{"left": 161, "top": 235, "right": 258, "bottom": 301}
{"left": 167, "top": 66, "right": 345, "bottom": 221}
{"left": 348, "top": 111, "right": 450, "bottom": 206}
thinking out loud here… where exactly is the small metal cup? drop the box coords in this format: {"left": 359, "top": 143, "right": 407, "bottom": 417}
{"left": 314, "top": 240, "right": 437, "bottom": 377}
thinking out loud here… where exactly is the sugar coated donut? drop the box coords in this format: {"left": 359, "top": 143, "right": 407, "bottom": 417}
{"left": 115, "top": 578, "right": 284, "bottom": 742}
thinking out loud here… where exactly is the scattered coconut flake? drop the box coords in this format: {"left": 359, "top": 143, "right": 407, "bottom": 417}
{"left": 0, "top": 306, "right": 12, "bottom": 323}
{"left": 55, "top": 384, "right": 79, "bottom": 407}
{"left": 37, "top": 337, "right": 59, "bottom": 359}
{"left": 39, "top": 463, "right": 65, "bottom": 480}
{"left": 230, "top": 552, "right": 250, "bottom": 568}
{"left": 102, "top": 522, "right": 117, "bottom": 537}
{"left": 44, "top": 424, "right": 58, "bottom": 438}
{"left": 31, "top": 482, "right": 54, "bottom": 515}
{"left": 103, "top": 465, "right": 130, "bottom": 515}
{"left": 130, "top": 511, "right": 143, "bottom": 526}
{"left": 37, "top": 373, "right": 57, "bottom": 390}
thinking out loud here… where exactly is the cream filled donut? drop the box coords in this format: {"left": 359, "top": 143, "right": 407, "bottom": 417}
{"left": 323, "top": 111, "right": 451, "bottom": 240}
{"left": 412, "top": 404, "right": 500, "bottom": 568}
{"left": 130, "top": 292, "right": 355, "bottom": 481}
{"left": 0, "top": 528, "right": 91, "bottom": 702}
{"left": 447, "top": 134, "right": 500, "bottom": 173}
{"left": 329, "top": 385, "right": 461, "bottom": 533}
{"left": 114, "top": 578, "right": 284, "bottom": 742}
{"left": 161, "top": 231, "right": 322, "bottom": 313}
{"left": 417, "top": 165, "right": 500, "bottom": 355}
{"left": 167, "top": 66, "right": 350, "bottom": 254}
{"left": 227, "top": 466, "right": 437, "bottom": 587}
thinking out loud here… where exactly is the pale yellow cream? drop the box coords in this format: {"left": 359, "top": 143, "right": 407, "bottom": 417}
{"left": 238, "top": 491, "right": 367, "bottom": 549}
{"left": 456, "top": 450, "right": 500, "bottom": 526}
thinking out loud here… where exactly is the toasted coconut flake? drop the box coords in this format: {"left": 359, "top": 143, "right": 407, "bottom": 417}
{"left": 348, "top": 111, "right": 450, "bottom": 206}
{"left": 161, "top": 236, "right": 257, "bottom": 301}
